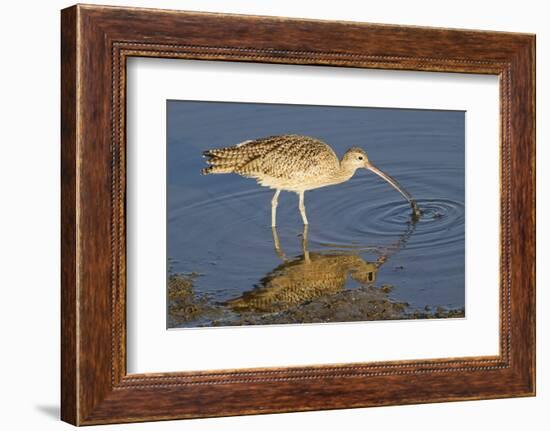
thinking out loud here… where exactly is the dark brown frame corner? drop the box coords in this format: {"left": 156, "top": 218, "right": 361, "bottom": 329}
{"left": 61, "top": 4, "right": 535, "bottom": 425}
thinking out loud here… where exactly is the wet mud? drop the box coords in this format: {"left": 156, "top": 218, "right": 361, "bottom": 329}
{"left": 168, "top": 273, "right": 464, "bottom": 329}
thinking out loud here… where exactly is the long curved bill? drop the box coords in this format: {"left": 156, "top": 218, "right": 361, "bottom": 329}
{"left": 366, "top": 163, "right": 422, "bottom": 219}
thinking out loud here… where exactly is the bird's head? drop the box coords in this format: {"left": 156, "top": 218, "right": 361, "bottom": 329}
{"left": 349, "top": 261, "right": 379, "bottom": 284}
{"left": 342, "top": 147, "right": 420, "bottom": 219}
{"left": 342, "top": 147, "right": 370, "bottom": 170}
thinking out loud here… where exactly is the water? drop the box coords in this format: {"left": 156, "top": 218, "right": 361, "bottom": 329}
{"left": 167, "top": 100, "right": 465, "bottom": 328}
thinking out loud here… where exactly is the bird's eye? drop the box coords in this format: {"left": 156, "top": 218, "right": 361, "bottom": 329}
{"left": 358, "top": 156, "right": 363, "bottom": 160}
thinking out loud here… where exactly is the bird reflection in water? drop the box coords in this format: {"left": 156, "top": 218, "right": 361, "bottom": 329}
{"left": 225, "top": 222, "right": 415, "bottom": 313}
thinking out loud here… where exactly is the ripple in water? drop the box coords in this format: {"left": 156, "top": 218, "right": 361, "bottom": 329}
{"left": 303, "top": 176, "right": 464, "bottom": 255}
{"left": 352, "top": 198, "right": 464, "bottom": 251}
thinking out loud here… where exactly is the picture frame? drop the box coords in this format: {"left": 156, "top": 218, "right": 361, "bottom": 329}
{"left": 61, "top": 4, "right": 535, "bottom": 425}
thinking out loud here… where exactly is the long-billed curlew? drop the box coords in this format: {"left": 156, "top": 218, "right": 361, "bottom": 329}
{"left": 224, "top": 222, "right": 415, "bottom": 313}
{"left": 202, "top": 134, "right": 421, "bottom": 226}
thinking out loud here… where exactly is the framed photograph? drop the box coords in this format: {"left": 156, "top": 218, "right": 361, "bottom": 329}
{"left": 61, "top": 4, "right": 535, "bottom": 425}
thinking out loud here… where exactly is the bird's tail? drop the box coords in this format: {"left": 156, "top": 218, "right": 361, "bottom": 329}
{"left": 201, "top": 144, "right": 257, "bottom": 175}
{"left": 223, "top": 296, "right": 247, "bottom": 310}
{"left": 201, "top": 149, "right": 236, "bottom": 175}
{"left": 201, "top": 165, "right": 234, "bottom": 175}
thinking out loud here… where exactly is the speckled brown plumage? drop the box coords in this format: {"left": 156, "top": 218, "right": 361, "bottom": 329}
{"left": 225, "top": 253, "right": 379, "bottom": 313}
{"left": 202, "top": 134, "right": 342, "bottom": 191}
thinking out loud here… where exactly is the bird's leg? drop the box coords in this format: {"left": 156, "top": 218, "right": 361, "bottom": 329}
{"left": 271, "top": 189, "right": 281, "bottom": 227}
{"left": 301, "top": 224, "right": 311, "bottom": 263}
{"left": 271, "top": 226, "right": 287, "bottom": 261}
{"left": 298, "top": 191, "right": 308, "bottom": 225}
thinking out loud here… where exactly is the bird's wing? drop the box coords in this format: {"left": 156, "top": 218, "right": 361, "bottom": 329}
{"left": 236, "top": 135, "right": 340, "bottom": 181}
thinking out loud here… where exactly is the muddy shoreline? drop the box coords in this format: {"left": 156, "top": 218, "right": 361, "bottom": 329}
{"left": 168, "top": 274, "right": 465, "bottom": 329}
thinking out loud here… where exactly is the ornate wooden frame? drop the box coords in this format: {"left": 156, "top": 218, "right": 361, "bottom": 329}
{"left": 61, "top": 4, "right": 535, "bottom": 425}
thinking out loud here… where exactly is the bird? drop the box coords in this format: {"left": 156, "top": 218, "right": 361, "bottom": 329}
{"left": 202, "top": 134, "right": 421, "bottom": 226}
{"left": 224, "top": 251, "right": 380, "bottom": 313}
{"left": 224, "top": 226, "right": 382, "bottom": 313}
